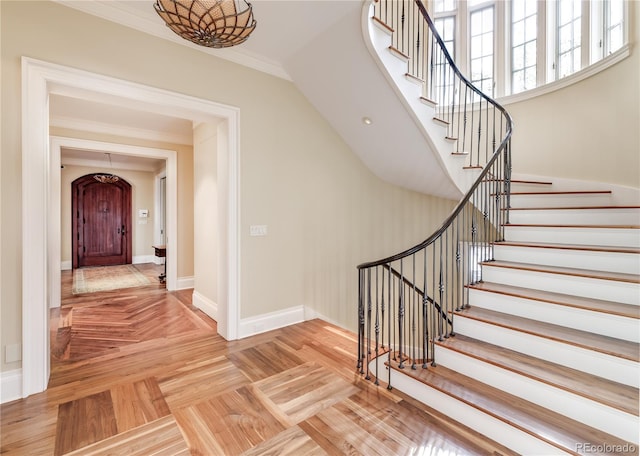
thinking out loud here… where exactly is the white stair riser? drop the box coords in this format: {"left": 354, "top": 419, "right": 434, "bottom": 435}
{"left": 509, "top": 194, "right": 612, "bottom": 208}
{"left": 435, "top": 345, "right": 639, "bottom": 444}
{"left": 468, "top": 288, "right": 639, "bottom": 343}
{"left": 367, "top": 358, "right": 571, "bottom": 455}
{"left": 493, "top": 244, "right": 640, "bottom": 275}
{"left": 508, "top": 183, "right": 554, "bottom": 192}
{"left": 453, "top": 317, "right": 639, "bottom": 387}
{"left": 481, "top": 266, "right": 640, "bottom": 305}
{"left": 508, "top": 208, "right": 640, "bottom": 226}
{"left": 504, "top": 226, "right": 640, "bottom": 248}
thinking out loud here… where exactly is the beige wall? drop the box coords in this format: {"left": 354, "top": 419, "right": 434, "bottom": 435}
{"left": 506, "top": 0, "right": 640, "bottom": 188}
{"left": 60, "top": 165, "right": 157, "bottom": 265}
{"left": 193, "top": 123, "right": 219, "bottom": 304}
{"left": 1, "top": 1, "right": 456, "bottom": 374}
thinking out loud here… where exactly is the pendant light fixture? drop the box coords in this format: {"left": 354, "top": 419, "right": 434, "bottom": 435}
{"left": 154, "top": 0, "right": 257, "bottom": 48}
{"left": 94, "top": 153, "right": 120, "bottom": 184}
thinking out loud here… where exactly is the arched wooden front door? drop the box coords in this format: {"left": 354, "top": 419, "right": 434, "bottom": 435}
{"left": 72, "top": 174, "right": 132, "bottom": 268}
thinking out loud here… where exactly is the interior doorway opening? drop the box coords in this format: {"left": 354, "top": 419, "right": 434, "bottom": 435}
{"left": 22, "top": 56, "right": 242, "bottom": 398}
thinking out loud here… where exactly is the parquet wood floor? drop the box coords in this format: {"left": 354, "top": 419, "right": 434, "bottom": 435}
{"left": 1, "top": 264, "right": 516, "bottom": 455}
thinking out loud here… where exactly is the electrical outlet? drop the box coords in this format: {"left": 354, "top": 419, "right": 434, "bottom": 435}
{"left": 250, "top": 225, "right": 267, "bottom": 236}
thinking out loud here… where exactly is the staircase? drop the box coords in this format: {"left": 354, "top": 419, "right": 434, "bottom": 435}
{"left": 400, "top": 180, "right": 639, "bottom": 453}
{"left": 358, "top": 1, "right": 640, "bottom": 454}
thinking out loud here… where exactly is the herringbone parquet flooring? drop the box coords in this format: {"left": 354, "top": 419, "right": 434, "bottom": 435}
{"left": 0, "top": 264, "right": 516, "bottom": 455}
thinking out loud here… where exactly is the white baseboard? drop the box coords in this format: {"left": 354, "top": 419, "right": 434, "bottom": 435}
{"left": 1, "top": 369, "right": 23, "bottom": 404}
{"left": 176, "top": 276, "right": 194, "bottom": 290}
{"left": 61, "top": 260, "right": 72, "bottom": 271}
{"left": 192, "top": 290, "right": 217, "bottom": 320}
{"left": 239, "top": 305, "right": 306, "bottom": 339}
{"left": 133, "top": 255, "right": 157, "bottom": 265}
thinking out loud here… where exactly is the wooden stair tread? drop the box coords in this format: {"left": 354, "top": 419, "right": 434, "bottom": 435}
{"left": 484, "top": 178, "right": 553, "bottom": 185}
{"left": 436, "top": 334, "right": 639, "bottom": 416}
{"left": 371, "top": 15, "right": 393, "bottom": 33}
{"left": 405, "top": 72, "right": 424, "bottom": 83}
{"left": 482, "top": 260, "right": 640, "bottom": 284}
{"left": 388, "top": 45, "right": 409, "bottom": 60}
{"left": 468, "top": 281, "right": 640, "bottom": 319}
{"left": 388, "top": 363, "right": 634, "bottom": 454}
{"left": 454, "top": 307, "right": 640, "bottom": 362}
{"left": 433, "top": 117, "right": 450, "bottom": 125}
{"left": 494, "top": 240, "right": 640, "bottom": 254}
{"left": 419, "top": 96, "right": 437, "bottom": 105}
{"left": 504, "top": 223, "right": 640, "bottom": 229}
{"left": 508, "top": 190, "right": 612, "bottom": 196}
{"left": 507, "top": 205, "right": 640, "bottom": 211}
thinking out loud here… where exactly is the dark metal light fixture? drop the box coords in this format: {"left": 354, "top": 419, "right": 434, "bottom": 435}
{"left": 154, "top": 0, "right": 257, "bottom": 48}
{"left": 94, "top": 153, "right": 120, "bottom": 184}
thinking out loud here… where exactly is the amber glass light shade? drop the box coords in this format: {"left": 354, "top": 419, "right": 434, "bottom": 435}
{"left": 154, "top": 0, "right": 257, "bottom": 48}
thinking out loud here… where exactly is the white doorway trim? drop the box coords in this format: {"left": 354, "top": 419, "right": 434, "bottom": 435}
{"left": 50, "top": 137, "right": 179, "bottom": 300}
{"left": 22, "top": 57, "right": 241, "bottom": 398}
{"left": 154, "top": 171, "right": 168, "bottom": 250}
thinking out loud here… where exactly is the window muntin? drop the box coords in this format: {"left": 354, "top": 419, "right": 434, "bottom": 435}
{"left": 434, "top": 16, "right": 457, "bottom": 104}
{"left": 435, "top": 16, "right": 456, "bottom": 57}
{"left": 511, "top": 0, "right": 537, "bottom": 94}
{"left": 556, "top": 0, "right": 582, "bottom": 78}
{"left": 426, "top": 0, "right": 627, "bottom": 98}
{"left": 434, "top": 0, "right": 456, "bottom": 14}
{"left": 605, "top": 0, "right": 624, "bottom": 55}
{"left": 469, "top": 6, "right": 495, "bottom": 96}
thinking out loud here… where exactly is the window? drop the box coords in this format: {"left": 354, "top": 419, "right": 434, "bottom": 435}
{"left": 434, "top": 16, "right": 457, "bottom": 104}
{"left": 426, "top": 0, "right": 628, "bottom": 98}
{"left": 604, "top": 0, "right": 624, "bottom": 55}
{"left": 511, "top": 0, "right": 537, "bottom": 93}
{"left": 556, "top": 0, "right": 582, "bottom": 78}
{"left": 435, "top": 16, "right": 456, "bottom": 57}
{"left": 469, "top": 6, "right": 495, "bottom": 96}
{"left": 434, "top": 0, "right": 456, "bottom": 14}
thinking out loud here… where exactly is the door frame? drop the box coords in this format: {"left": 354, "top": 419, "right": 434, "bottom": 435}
{"left": 49, "top": 137, "right": 179, "bottom": 309}
{"left": 72, "top": 173, "right": 132, "bottom": 268}
{"left": 22, "top": 57, "right": 241, "bottom": 397}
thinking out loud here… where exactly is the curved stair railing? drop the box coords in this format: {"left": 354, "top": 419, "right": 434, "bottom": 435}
{"left": 358, "top": 0, "right": 513, "bottom": 387}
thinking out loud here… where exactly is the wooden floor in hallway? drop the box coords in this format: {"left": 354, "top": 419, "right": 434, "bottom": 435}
{"left": 1, "top": 266, "right": 515, "bottom": 455}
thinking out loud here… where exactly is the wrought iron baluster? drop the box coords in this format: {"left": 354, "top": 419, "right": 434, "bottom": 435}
{"left": 398, "top": 259, "right": 405, "bottom": 369}
{"left": 411, "top": 254, "right": 417, "bottom": 369}
{"left": 366, "top": 268, "right": 372, "bottom": 380}
{"left": 374, "top": 267, "right": 380, "bottom": 385}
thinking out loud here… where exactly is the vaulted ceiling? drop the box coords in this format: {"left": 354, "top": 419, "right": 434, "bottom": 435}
{"left": 54, "top": 0, "right": 460, "bottom": 199}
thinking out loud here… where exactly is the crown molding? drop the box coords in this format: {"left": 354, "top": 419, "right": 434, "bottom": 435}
{"left": 52, "top": 0, "right": 292, "bottom": 81}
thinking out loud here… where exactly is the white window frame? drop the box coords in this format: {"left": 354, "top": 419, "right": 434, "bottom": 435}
{"left": 508, "top": 0, "right": 539, "bottom": 95}
{"left": 427, "top": 0, "right": 629, "bottom": 98}
{"left": 468, "top": 3, "right": 497, "bottom": 96}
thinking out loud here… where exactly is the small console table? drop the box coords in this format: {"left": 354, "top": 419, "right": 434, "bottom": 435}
{"left": 152, "top": 244, "right": 166, "bottom": 283}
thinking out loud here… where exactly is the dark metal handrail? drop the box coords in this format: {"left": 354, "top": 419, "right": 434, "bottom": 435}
{"left": 358, "top": 0, "right": 513, "bottom": 388}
